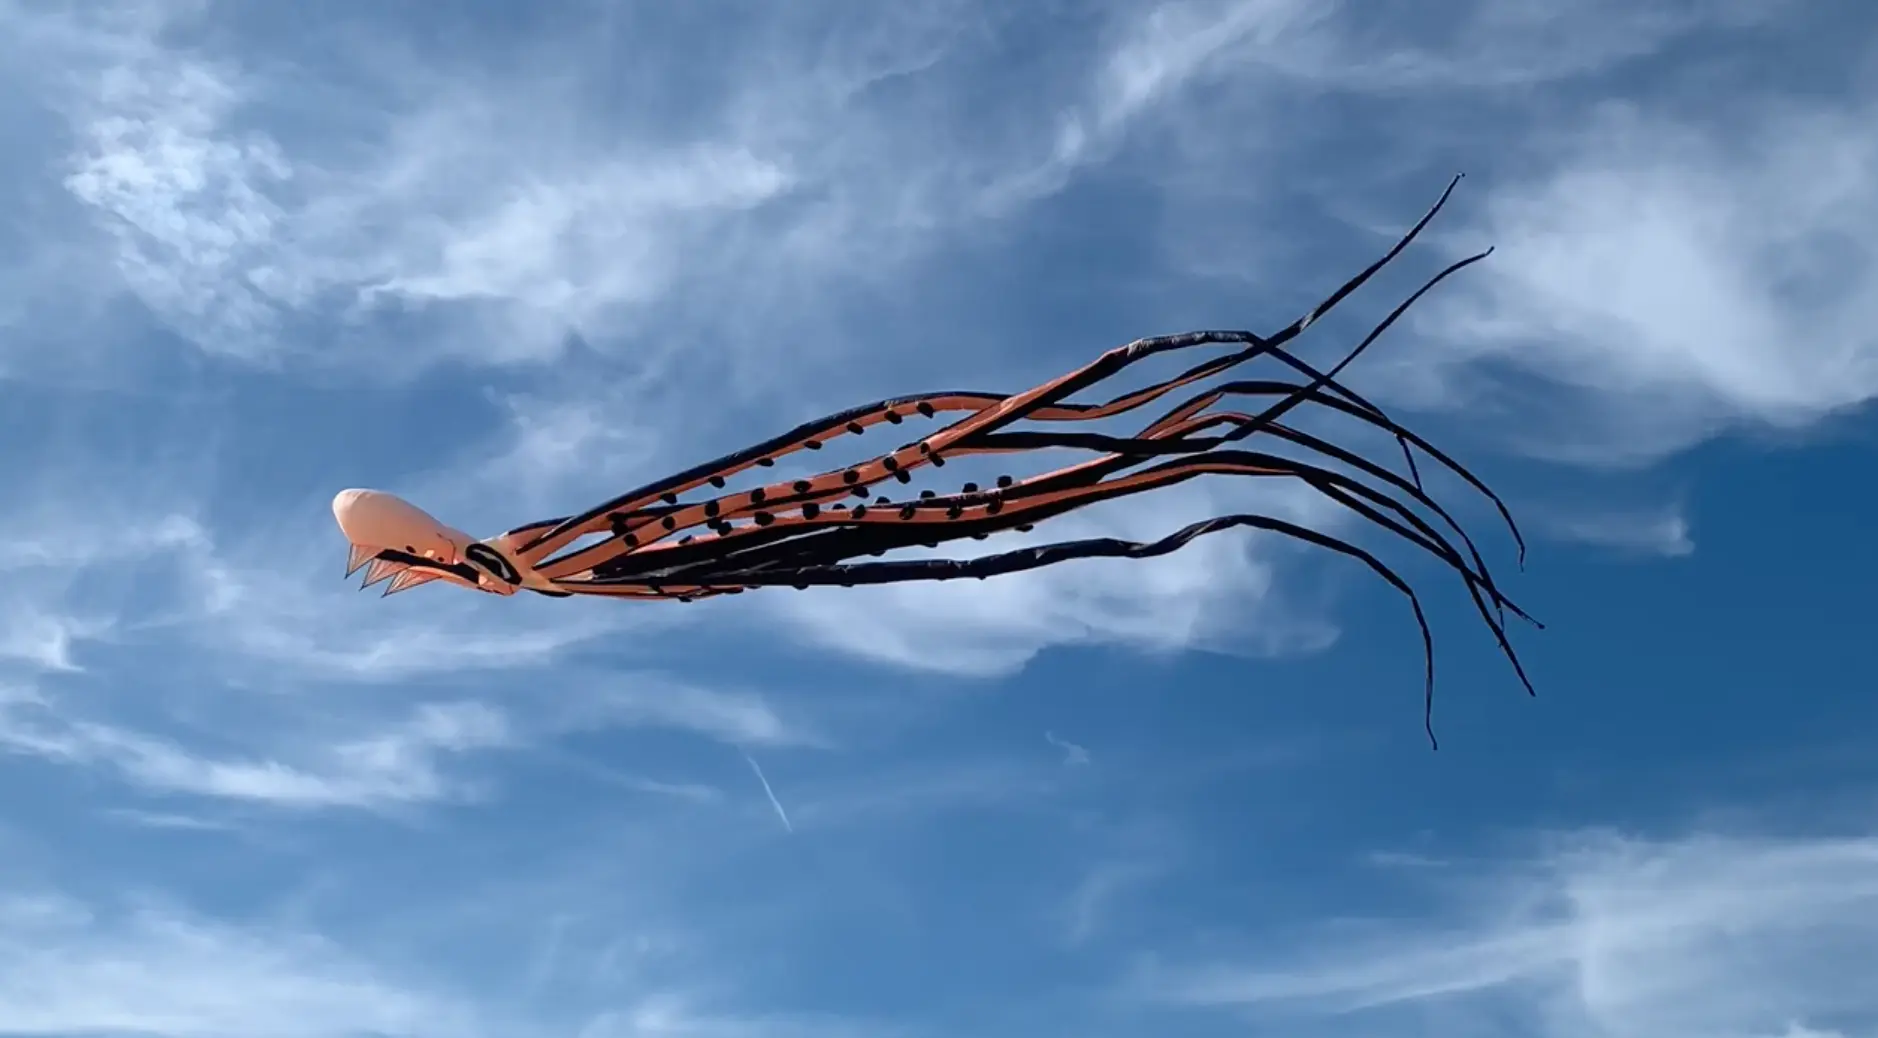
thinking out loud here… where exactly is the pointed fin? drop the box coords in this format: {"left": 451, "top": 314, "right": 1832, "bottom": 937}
{"left": 345, "top": 543, "right": 378, "bottom": 578}
{"left": 360, "top": 557, "right": 411, "bottom": 589}
{"left": 381, "top": 568, "right": 443, "bottom": 597}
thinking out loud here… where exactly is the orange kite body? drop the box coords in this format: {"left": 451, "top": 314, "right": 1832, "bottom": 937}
{"left": 332, "top": 177, "right": 1538, "bottom": 745}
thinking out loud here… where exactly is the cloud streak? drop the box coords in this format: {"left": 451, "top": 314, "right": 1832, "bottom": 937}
{"left": 1539, "top": 502, "right": 1696, "bottom": 558}
{"left": 0, "top": 892, "right": 472, "bottom": 1038}
{"left": 0, "top": 694, "right": 512, "bottom": 811}
{"left": 1154, "top": 827, "right": 1878, "bottom": 1038}
{"left": 1408, "top": 91, "right": 1878, "bottom": 464}
{"left": 1045, "top": 731, "right": 1091, "bottom": 766}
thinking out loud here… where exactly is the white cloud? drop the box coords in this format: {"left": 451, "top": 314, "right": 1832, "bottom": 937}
{"left": 546, "top": 764, "right": 723, "bottom": 806}
{"left": 1154, "top": 827, "right": 1878, "bottom": 1038}
{"left": 987, "top": 0, "right": 1326, "bottom": 206}
{"left": 27, "top": 0, "right": 1728, "bottom": 377}
{"left": 32, "top": 15, "right": 800, "bottom": 367}
{"left": 100, "top": 807, "right": 238, "bottom": 832}
{"left": 572, "top": 996, "right": 892, "bottom": 1038}
{"left": 0, "top": 495, "right": 213, "bottom": 675}
{"left": 0, "top": 510, "right": 208, "bottom": 572}
{"left": 351, "top": 140, "right": 793, "bottom": 330}
{"left": 1011, "top": 0, "right": 1753, "bottom": 198}
{"left": 1046, "top": 731, "right": 1091, "bottom": 766}
{"left": 0, "top": 878, "right": 893, "bottom": 1038}
{"left": 554, "top": 677, "right": 822, "bottom": 750}
{"left": 61, "top": 44, "right": 293, "bottom": 359}
{"left": 0, "top": 2, "right": 1061, "bottom": 374}
{"left": 0, "top": 892, "right": 474, "bottom": 1038}
{"left": 0, "top": 695, "right": 513, "bottom": 810}
{"left": 445, "top": 385, "right": 672, "bottom": 528}
{"left": 996, "top": 0, "right": 1783, "bottom": 226}
{"left": 0, "top": 659, "right": 821, "bottom": 812}
{"left": 1406, "top": 93, "right": 1878, "bottom": 464}
{"left": 1249, "top": 0, "right": 1784, "bottom": 91}
{"left": 0, "top": 605, "right": 109, "bottom": 672}
{"left": 1538, "top": 501, "right": 1695, "bottom": 558}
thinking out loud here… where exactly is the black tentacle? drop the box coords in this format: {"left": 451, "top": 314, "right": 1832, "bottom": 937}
{"left": 506, "top": 173, "right": 1536, "bottom": 748}
{"left": 681, "top": 512, "right": 1447, "bottom": 747}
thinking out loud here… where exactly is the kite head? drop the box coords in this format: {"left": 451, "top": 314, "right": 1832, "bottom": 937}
{"left": 331, "top": 489, "right": 523, "bottom": 596}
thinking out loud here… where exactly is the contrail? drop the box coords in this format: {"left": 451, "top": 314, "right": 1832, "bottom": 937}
{"left": 742, "top": 752, "right": 793, "bottom": 833}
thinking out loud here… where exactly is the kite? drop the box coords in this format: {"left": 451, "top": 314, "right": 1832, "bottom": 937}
{"left": 332, "top": 175, "right": 1538, "bottom": 744}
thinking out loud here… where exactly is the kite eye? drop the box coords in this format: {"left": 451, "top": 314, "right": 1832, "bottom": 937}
{"left": 463, "top": 543, "right": 522, "bottom": 586}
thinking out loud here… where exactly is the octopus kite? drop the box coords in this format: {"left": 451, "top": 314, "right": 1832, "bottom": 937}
{"left": 333, "top": 176, "right": 1538, "bottom": 744}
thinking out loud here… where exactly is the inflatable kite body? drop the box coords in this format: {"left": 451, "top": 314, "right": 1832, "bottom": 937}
{"left": 332, "top": 177, "right": 1537, "bottom": 743}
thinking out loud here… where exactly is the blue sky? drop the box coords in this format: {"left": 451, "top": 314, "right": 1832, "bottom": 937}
{"left": 2, "top": 1, "right": 1876, "bottom": 1035}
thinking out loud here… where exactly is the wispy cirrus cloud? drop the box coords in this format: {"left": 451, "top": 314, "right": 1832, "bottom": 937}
{"left": 18, "top": 0, "right": 1762, "bottom": 388}
{"left": 1001, "top": 0, "right": 1764, "bottom": 207}
{"left": 1539, "top": 501, "right": 1695, "bottom": 558}
{"left": 0, "top": 668, "right": 818, "bottom": 813}
{"left": 0, "top": 886, "right": 879, "bottom": 1038}
{"left": 6, "top": 0, "right": 801, "bottom": 370}
{"left": 0, "top": 606, "right": 110, "bottom": 673}
{"left": 0, "top": 692, "right": 513, "bottom": 810}
{"left": 1404, "top": 91, "right": 1878, "bottom": 465}
{"left": 0, "top": 892, "right": 473, "bottom": 1038}
{"left": 0, "top": 485, "right": 214, "bottom": 675}
{"left": 551, "top": 676, "right": 823, "bottom": 750}
{"left": 0, "top": 1, "right": 1050, "bottom": 377}
{"left": 1151, "top": 827, "right": 1878, "bottom": 1038}
{"left": 1045, "top": 731, "right": 1091, "bottom": 767}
